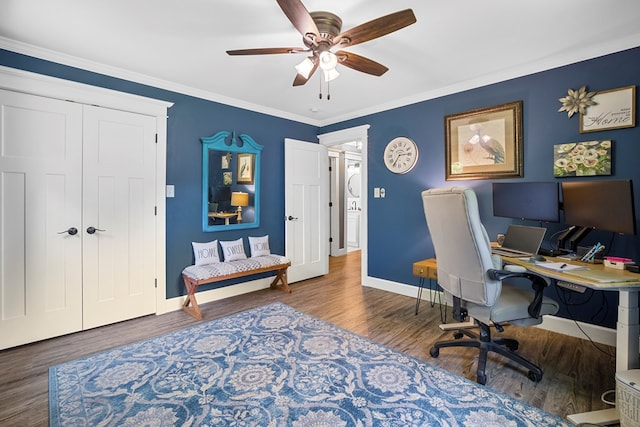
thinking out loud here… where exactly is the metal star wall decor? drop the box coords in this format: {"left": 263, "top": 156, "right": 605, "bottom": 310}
{"left": 558, "top": 85, "right": 597, "bottom": 118}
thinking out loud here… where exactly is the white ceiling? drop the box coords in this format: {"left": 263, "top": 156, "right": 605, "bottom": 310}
{"left": 1, "top": 0, "right": 640, "bottom": 126}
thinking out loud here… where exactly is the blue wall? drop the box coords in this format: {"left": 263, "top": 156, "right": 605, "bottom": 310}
{"left": 1, "top": 47, "right": 639, "bottom": 328}
{"left": 0, "top": 49, "right": 318, "bottom": 299}
{"left": 321, "top": 47, "right": 640, "bottom": 328}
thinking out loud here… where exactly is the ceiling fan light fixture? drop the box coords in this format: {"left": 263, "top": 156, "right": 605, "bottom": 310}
{"left": 319, "top": 51, "right": 338, "bottom": 71}
{"left": 295, "top": 57, "right": 315, "bottom": 79}
{"left": 323, "top": 68, "right": 340, "bottom": 82}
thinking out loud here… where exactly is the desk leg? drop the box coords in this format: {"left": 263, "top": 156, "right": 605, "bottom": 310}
{"left": 567, "top": 289, "right": 639, "bottom": 425}
{"left": 415, "top": 277, "right": 425, "bottom": 315}
{"left": 616, "top": 289, "right": 640, "bottom": 372}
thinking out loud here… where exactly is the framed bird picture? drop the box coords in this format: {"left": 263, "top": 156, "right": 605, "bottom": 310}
{"left": 445, "top": 101, "right": 523, "bottom": 181}
{"left": 237, "top": 153, "right": 255, "bottom": 184}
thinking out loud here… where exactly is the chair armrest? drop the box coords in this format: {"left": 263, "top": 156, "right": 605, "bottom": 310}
{"left": 487, "top": 269, "right": 550, "bottom": 318}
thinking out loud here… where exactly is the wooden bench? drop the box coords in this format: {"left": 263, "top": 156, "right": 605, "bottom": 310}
{"left": 181, "top": 254, "right": 291, "bottom": 320}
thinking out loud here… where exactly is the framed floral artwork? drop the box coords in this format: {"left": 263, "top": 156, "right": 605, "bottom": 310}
{"left": 445, "top": 101, "right": 523, "bottom": 180}
{"left": 223, "top": 171, "right": 232, "bottom": 185}
{"left": 553, "top": 140, "right": 612, "bottom": 177}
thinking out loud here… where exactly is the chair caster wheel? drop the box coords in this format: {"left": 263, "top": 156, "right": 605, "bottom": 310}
{"left": 429, "top": 347, "right": 439, "bottom": 358}
{"left": 453, "top": 331, "right": 463, "bottom": 340}
{"left": 528, "top": 370, "right": 542, "bottom": 382}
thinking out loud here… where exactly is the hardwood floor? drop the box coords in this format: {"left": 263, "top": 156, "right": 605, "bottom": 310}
{"left": 0, "top": 250, "right": 617, "bottom": 426}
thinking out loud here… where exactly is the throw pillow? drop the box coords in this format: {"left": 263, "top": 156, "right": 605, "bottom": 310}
{"left": 220, "top": 238, "right": 247, "bottom": 262}
{"left": 192, "top": 240, "right": 219, "bottom": 265}
{"left": 248, "top": 235, "right": 270, "bottom": 257}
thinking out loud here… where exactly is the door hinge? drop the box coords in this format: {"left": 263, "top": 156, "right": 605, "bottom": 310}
{"left": 154, "top": 206, "right": 157, "bottom": 215}
{"left": 155, "top": 134, "right": 158, "bottom": 143}
{"left": 329, "top": 201, "right": 333, "bottom": 207}
{"left": 329, "top": 237, "right": 333, "bottom": 243}
{"left": 155, "top": 278, "right": 158, "bottom": 288}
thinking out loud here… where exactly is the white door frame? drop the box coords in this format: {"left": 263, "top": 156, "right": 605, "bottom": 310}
{"left": 0, "top": 66, "right": 173, "bottom": 315}
{"left": 318, "top": 125, "right": 369, "bottom": 280}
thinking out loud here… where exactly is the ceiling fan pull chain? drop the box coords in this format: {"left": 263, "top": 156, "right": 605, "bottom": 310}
{"left": 318, "top": 74, "right": 322, "bottom": 99}
{"left": 327, "top": 80, "right": 331, "bottom": 101}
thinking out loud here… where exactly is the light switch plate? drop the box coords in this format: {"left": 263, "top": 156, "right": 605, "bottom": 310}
{"left": 166, "top": 185, "right": 175, "bottom": 198}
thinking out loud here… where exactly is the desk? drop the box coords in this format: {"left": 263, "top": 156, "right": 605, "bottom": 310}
{"left": 208, "top": 212, "right": 237, "bottom": 225}
{"left": 422, "top": 255, "right": 640, "bottom": 424}
{"left": 505, "top": 256, "right": 640, "bottom": 373}
{"left": 505, "top": 256, "right": 640, "bottom": 426}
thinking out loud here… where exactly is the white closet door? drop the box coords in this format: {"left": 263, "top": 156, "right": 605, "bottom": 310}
{"left": 0, "top": 89, "right": 83, "bottom": 349}
{"left": 82, "top": 105, "right": 157, "bottom": 328}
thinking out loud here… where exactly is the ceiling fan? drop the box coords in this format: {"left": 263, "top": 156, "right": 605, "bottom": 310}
{"left": 226, "top": 0, "right": 417, "bottom": 89}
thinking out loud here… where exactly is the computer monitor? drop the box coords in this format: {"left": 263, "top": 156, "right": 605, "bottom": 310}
{"left": 492, "top": 182, "right": 560, "bottom": 222}
{"left": 561, "top": 179, "right": 636, "bottom": 235}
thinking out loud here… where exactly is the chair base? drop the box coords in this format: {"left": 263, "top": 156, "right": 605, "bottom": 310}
{"left": 429, "top": 322, "right": 543, "bottom": 385}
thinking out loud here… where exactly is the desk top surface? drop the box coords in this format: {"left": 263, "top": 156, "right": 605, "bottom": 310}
{"left": 505, "top": 256, "right": 640, "bottom": 290}
{"left": 208, "top": 212, "right": 237, "bottom": 218}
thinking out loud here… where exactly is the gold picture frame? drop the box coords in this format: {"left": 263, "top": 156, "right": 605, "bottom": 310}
{"left": 237, "top": 153, "right": 255, "bottom": 184}
{"left": 222, "top": 171, "right": 232, "bottom": 185}
{"left": 580, "top": 85, "right": 636, "bottom": 133}
{"left": 445, "top": 101, "right": 523, "bottom": 181}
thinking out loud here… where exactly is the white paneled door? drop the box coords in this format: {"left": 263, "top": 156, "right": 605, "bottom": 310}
{"left": 0, "top": 90, "right": 157, "bottom": 349}
{"left": 284, "top": 139, "right": 328, "bottom": 283}
{"left": 0, "top": 89, "right": 83, "bottom": 348}
{"left": 82, "top": 105, "right": 157, "bottom": 329}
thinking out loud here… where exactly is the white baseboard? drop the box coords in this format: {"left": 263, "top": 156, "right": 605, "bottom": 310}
{"left": 362, "top": 276, "right": 619, "bottom": 347}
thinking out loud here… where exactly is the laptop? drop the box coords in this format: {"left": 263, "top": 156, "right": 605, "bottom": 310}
{"left": 491, "top": 225, "right": 546, "bottom": 257}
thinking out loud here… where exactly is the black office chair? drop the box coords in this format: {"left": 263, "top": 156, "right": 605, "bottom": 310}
{"left": 422, "top": 187, "right": 560, "bottom": 384}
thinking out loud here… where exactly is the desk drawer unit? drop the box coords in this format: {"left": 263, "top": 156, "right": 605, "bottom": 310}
{"left": 413, "top": 258, "right": 437, "bottom": 280}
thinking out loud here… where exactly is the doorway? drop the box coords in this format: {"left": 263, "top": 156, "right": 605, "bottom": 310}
{"left": 318, "top": 125, "right": 369, "bottom": 279}
{"left": 328, "top": 148, "right": 361, "bottom": 256}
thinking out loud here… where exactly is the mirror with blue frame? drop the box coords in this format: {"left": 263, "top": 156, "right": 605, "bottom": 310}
{"left": 201, "top": 131, "right": 262, "bottom": 232}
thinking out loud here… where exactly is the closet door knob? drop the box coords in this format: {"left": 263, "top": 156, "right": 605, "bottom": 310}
{"left": 86, "top": 226, "right": 105, "bottom": 234}
{"left": 58, "top": 227, "right": 78, "bottom": 236}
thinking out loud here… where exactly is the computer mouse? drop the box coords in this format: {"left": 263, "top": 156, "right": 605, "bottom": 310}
{"left": 530, "top": 254, "right": 546, "bottom": 262}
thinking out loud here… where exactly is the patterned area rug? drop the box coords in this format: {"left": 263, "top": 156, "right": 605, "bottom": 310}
{"left": 49, "top": 302, "right": 570, "bottom": 426}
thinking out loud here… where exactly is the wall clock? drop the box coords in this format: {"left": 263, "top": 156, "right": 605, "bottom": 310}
{"left": 383, "top": 137, "right": 418, "bottom": 174}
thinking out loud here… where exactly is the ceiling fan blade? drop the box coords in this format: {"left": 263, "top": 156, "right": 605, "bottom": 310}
{"left": 336, "top": 51, "right": 388, "bottom": 76}
{"left": 227, "top": 47, "right": 308, "bottom": 55}
{"left": 276, "top": 0, "right": 320, "bottom": 45}
{"left": 333, "top": 9, "right": 416, "bottom": 48}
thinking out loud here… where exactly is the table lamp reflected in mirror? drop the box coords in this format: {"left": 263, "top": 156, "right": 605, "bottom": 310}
{"left": 231, "top": 191, "right": 249, "bottom": 223}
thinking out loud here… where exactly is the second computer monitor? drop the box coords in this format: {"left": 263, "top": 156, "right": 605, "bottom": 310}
{"left": 492, "top": 181, "right": 560, "bottom": 222}
{"left": 561, "top": 179, "right": 636, "bottom": 235}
